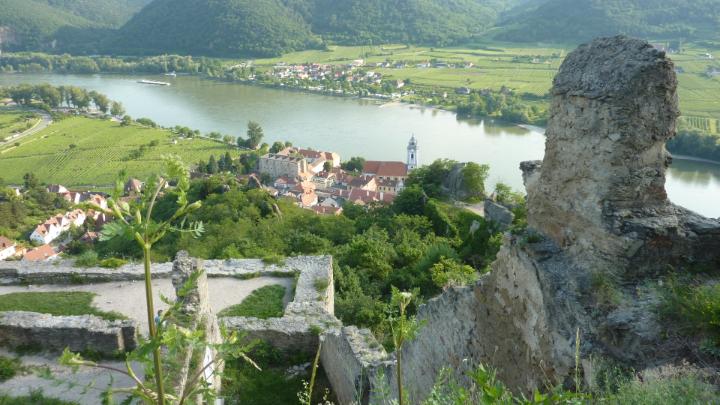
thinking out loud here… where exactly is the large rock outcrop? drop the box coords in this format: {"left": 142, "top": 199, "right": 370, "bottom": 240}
{"left": 526, "top": 36, "right": 720, "bottom": 275}
{"left": 372, "top": 36, "right": 720, "bottom": 402}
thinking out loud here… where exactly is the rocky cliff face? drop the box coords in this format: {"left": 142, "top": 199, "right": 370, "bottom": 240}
{"left": 390, "top": 36, "right": 720, "bottom": 401}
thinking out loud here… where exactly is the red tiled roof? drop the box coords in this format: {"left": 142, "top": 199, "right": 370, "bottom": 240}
{"left": 363, "top": 161, "right": 408, "bottom": 178}
{"left": 24, "top": 245, "right": 57, "bottom": 261}
{"left": 0, "top": 236, "right": 15, "bottom": 249}
{"left": 312, "top": 206, "right": 342, "bottom": 215}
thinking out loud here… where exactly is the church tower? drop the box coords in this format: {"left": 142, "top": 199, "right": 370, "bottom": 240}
{"left": 407, "top": 134, "right": 418, "bottom": 171}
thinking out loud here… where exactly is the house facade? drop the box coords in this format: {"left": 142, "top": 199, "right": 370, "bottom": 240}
{"left": 0, "top": 236, "right": 16, "bottom": 260}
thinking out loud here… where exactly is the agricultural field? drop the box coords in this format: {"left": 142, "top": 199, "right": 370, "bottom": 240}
{"left": 0, "top": 114, "right": 234, "bottom": 187}
{"left": 252, "top": 41, "right": 720, "bottom": 121}
{"left": 0, "top": 110, "right": 40, "bottom": 142}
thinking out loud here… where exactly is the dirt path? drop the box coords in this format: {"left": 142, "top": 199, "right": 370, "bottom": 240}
{"left": 0, "top": 276, "right": 295, "bottom": 334}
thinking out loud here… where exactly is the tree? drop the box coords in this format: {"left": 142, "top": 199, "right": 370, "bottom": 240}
{"left": 208, "top": 155, "right": 219, "bottom": 174}
{"left": 392, "top": 185, "right": 427, "bottom": 216}
{"left": 245, "top": 121, "right": 264, "bottom": 150}
{"left": 121, "top": 115, "right": 133, "bottom": 126}
{"left": 23, "top": 173, "right": 38, "bottom": 189}
{"left": 462, "top": 162, "right": 489, "bottom": 201}
{"left": 222, "top": 135, "right": 234, "bottom": 144}
{"left": 341, "top": 156, "right": 366, "bottom": 173}
{"left": 323, "top": 161, "right": 333, "bottom": 172}
{"left": 430, "top": 256, "right": 477, "bottom": 288}
{"left": 90, "top": 91, "right": 110, "bottom": 114}
{"left": 111, "top": 101, "right": 126, "bottom": 117}
{"left": 269, "top": 141, "right": 285, "bottom": 154}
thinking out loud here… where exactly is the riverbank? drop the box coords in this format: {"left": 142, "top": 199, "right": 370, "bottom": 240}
{"left": 673, "top": 154, "right": 720, "bottom": 165}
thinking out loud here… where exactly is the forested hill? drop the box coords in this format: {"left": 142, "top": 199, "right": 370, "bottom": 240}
{"left": 2, "top": 0, "right": 720, "bottom": 57}
{"left": 286, "top": 0, "right": 519, "bottom": 46}
{"left": 113, "top": 0, "right": 321, "bottom": 57}
{"left": 496, "top": 0, "right": 720, "bottom": 43}
{"left": 0, "top": 0, "right": 152, "bottom": 51}
{"left": 114, "top": 0, "right": 519, "bottom": 56}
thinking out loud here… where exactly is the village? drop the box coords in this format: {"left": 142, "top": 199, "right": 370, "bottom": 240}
{"left": 0, "top": 135, "right": 420, "bottom": 263}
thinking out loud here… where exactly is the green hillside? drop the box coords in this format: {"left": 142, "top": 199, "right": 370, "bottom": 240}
{"left": 114, "top": 0, "right": 321, "bottom": 57}
{"left": 496, "top": 0, "right": 720, "bottom": 43}
{"left": 0, "top": 0, "right": 151, "bottom": 52}
{"left": 290, "top": 0, "right": 518, "bottom": 46}
{"left": 0, "top": 115, "right": 234, "bottom": 187}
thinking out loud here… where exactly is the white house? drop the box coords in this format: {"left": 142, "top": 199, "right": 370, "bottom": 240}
{"left": 30, "top": 222, "right": 62, "bottom": 245}
{"left": 0, "top": 236, "right": 16, "bottom": 260}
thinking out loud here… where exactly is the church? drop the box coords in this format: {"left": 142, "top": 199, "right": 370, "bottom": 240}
{"left": 362, "top": 135, "right": 419, "bottom": 194}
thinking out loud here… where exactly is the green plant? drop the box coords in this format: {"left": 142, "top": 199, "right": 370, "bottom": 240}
{"left": 73, "top": 250, "right": 98, "bottom": 267}
{"left": 605, "top": 374, "right": 719, "bottom": 404}
{"left": 430, "top": 256, "right": 477, "bottom": 288}
{"left": 659, "top": 278, "right": 720, "bottom": 343}
{"left": 298, "top": 341, "right": 323, "bottom": 405}
{"left": 0, "top": 355, "right": 21, "bottom": 382}
{"left": 97, "top": 156, "right": 204, "bottom": 404}
{"left": 262, "top": 254, "right": 286, "bottom": 266}
{"left": 387, "top": 288, "right": 424, "bottom": 405}
{"left": 314, "top": 277, "right": 329, "bottom": 293}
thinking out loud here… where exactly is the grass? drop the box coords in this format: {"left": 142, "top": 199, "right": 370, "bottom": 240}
{"left": 0, "top": 291, "right": 126, "bottom": 321}
{"left": 604, "top": 375, "right": 719, "bottom": 404}
{"left": 0, "top": 390, "right": 78, "bottom": 405}
{"left": 0, "top": 355, "right": 21, "bottom": 382}
{"left": 658, "top": 278, "right": 720, "bottom": 343}
{"left": 218, "top": 285, "right": 286, "bottom": 319}
{"left": 0, "top": 114, "right": 235, "bottom": 187}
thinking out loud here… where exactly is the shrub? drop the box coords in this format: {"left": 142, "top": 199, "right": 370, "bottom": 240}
{"left": 659, "top": 279, "right": 720, "bottom": 343}
{"left": 73, "top": 250, "right": 98, "bottom": 267}
{"left": 606, "top": 375, "right": 719, "bottom": 404}
{"left": 430, "top": 257, "right": 477, "bottom": 288}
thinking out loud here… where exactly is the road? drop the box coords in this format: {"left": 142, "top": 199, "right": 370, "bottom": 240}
{"left": 0, "top": 111, "right": 52, "bottom": 150}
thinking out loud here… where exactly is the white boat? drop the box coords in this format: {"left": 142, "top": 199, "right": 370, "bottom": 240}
{"left": 138, "top": 79, "right": 171, "bottom": 86}
{"left": 164, "top": 71, "right": 177, "bottom": 77}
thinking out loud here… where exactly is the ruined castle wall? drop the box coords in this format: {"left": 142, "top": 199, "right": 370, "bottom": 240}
{"left": 0, "top": 311, "right": 137, "bottom": 355}
{"left": 321, "top": 326, "right": 388, "bottom": 405}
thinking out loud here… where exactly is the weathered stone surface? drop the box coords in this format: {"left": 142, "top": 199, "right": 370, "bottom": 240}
{"left": 0, "top": 256, "right": 326, "bottom": 286}
{"left": 484, "top": 199, "right": 514, "bottom": 229}
{"left": 167, "top": 251, "right": 224, "bottom": 398}
{"left": 441, "top": 162, "right": 484, "bottom": 201}
{"left": 524, "top": 35, "right": 720, "bottom": 274}
{"left": 0, "top": 311, "right": 137, "bottom": 355}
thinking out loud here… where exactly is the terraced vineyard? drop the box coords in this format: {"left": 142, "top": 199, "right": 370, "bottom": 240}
{"left": 0, "top": 115, "right": 234, "bottom": 187}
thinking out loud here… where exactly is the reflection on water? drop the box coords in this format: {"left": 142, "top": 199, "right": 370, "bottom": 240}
{"left": 0, "top": 72, "right": 718, "bottom": 218}
{"left": 667, "top": 159, "right": 720, "bottom": 218}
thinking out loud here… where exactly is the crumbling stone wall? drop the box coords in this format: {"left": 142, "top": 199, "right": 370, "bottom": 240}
{"left": 0, "top": 311, "right": 137, "bottom": 355}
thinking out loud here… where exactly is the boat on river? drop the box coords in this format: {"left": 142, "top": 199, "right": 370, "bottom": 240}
{"left": 164, "top": 71, "right": 177, "bottom": 77}
{"left": 138, "top": 79, "right": 171, "bottom": 86}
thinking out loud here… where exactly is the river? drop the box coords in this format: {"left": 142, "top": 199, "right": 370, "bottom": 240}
{"left": 1, "top": 73, "right": 718, "bottom": 218}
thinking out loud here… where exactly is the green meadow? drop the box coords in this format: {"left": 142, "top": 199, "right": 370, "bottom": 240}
{"left": 0, "top": 115, "right": 234, "bottom": 187}
{"left": 0, "top": 110, "right": 40, "bottom": 141}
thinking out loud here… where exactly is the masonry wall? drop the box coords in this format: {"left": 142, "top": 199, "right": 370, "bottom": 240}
{"left": 0, "top": 311, "right": 138, "bottom": 355}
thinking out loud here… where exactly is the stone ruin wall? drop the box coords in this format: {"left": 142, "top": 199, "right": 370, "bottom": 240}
{"left": 0, "top": 311, "right": 137, "bottom": 355}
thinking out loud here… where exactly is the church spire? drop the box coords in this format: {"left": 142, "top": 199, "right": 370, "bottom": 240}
{"left": 407, "top": 134, "right": 418, "bottom": 171}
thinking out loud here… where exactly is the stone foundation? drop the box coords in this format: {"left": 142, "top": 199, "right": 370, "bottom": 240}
{"left": 0, "top": 311, "right": 137, "bottom": 355}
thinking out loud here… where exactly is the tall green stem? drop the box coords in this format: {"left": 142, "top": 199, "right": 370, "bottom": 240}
{"left": 143, "top": 244, "right": 165, "bottom": 405}
{"left": 397, "top": 347, "right": 403, "bottom": 405}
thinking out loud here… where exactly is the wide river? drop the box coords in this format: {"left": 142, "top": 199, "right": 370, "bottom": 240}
{"left": 1, "top": 73, "right": 719, "bottom": 218}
